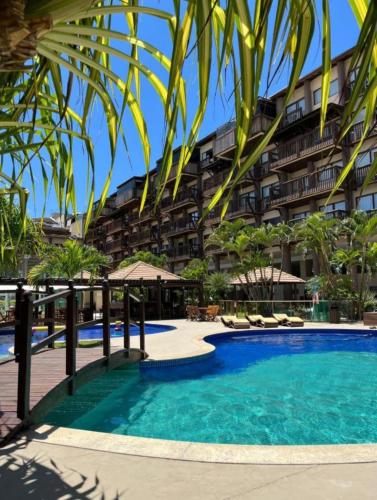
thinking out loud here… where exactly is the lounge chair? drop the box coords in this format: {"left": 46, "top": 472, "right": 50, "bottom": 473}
{"left": 245, "top": 314, "right": 279, "bottom": 328}
{"left": 221, "top": 315, "right": 250, "bottom": 329}
{"left": 273, "top": 313, "right": 304, "bottom": 327}
{"left": 205, "top": 305, "right": 219, "bottom": 321}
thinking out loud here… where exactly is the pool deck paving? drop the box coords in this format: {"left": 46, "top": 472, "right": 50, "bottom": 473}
{"left": 2, "top": 319, "right": 377, "bottom": 498}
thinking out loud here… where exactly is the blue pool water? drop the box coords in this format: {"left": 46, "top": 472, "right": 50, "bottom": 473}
{"left": 0, "top": 323, "right": 174, "bottom": 360}
{"left": 44, "top": 330, "right": 377, "bottom": 445}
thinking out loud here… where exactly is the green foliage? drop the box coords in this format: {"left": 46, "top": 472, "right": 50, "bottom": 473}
{"left": 0, "top": 197, "right": 43, "bottom": 276}
{"left": 206, "top": 219, "right": 292, "bottom": 300}
{"left": 180, "top": 258, "right": 209, "bottom": 281}
{"left": 28, "top": 240, "right": 109, "bottom": 284}
{"left": 119, "top": 250, "right": 167, "bottom": 269}
{"left": 205, "top": 272, "right": 232, "bottom": 302}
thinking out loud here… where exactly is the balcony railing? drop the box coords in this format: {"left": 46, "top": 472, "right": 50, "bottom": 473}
{"left": 322, "top": 209, "right": 348, "bottom": 220}
{"left": 116, "top": 188, "right": 142, "bottom": 207}
{"left": 355, "top": 165, "right": 377, "bottom": 186}
{"left": 167, "top": 244, "right": 200, "bottom": 259}
{"left": 279, "top": 108, "right": 304, "bottom": 129}
{"left": 227, "top": 198, "right": 259, "bottom": 219}
{"left": 270, "top": 121, "right": 340, "bottom": 169}
{"left": 161, "top": 187, "right": 199, "bottom": 210}
{"left": 161, "top": 218, "right": 198, "bottom": 237}
{"left": 203, "top": 171, "right": 229, "bottom": 193}
{"left": 106, "top": 238, "right": 127, "bottom": 251}
{"left": 270, "top": 166, "right": 342, "bottom": 206}
{"left": 164, "top": 162, "right": 199, "bottom": 183}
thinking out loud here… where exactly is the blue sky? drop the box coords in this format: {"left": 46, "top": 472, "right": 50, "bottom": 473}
{"left": 25, "top": 1, "right": 360, "bottom": 217}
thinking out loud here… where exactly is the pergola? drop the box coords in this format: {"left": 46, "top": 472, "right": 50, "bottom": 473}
{"left": 107, "top": 261, "right": 203, "bottom": 319}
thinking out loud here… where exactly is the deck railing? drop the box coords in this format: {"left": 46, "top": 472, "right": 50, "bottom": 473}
{"left": 10, "top": 280, "right": 147, "bottom": 420}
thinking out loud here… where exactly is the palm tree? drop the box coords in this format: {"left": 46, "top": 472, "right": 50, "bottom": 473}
{"left": 28, "top": 240, "right": 109, "bottom": 284}
{"left": 293, "top": 213, "right": 341, "bottom": 282}
{"left": 1, "top": 1, "right": 375, "bottom": 259}
{"left": 119, "top": 250, "right": 167, "bottom": 269}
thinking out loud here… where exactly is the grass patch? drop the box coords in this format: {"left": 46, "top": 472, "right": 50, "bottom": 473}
{"left": 54, "top": 339, "right": 103, "bottom": 349}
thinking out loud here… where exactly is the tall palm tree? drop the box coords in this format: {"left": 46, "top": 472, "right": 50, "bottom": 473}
{"left": 28, "top": 240, "right": 109, "bottom": 284}
{"left": 1, "top": 1, "right": 376, "bottom": 259}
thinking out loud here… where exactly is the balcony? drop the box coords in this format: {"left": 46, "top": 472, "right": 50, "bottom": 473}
{"left": 165, "top": 162, "right": 199, "bottom": 184}
{"left": 348, "top": 121, "right": 377, "bottom": 144}
{"left": 161, "top": 187, "right": 199, "bottom": 212}
{"left": 106, "top": 237, "right": 127, "bottom": 252}
{"left": 203, "top": 171, "right": 229, "bottom": 194}
{"left": 128, "top": 228, "right": 158, "bottom": 246}
{"left": 270, "top": 121, "right": 340, "bottom": 171}
{"left": 226, "top": 198, "right": 259, "bottom": 220}
{"left": 270, "top": 166, "right": 343, "bottom": 207}
{"left": 115, "top": 188, "right": 142, "bottom": 208}
{"left": 161, "top": 218, "right": 198, "bottom": 237}
{"left": 355, "top": 165, "right": 377, "bottom": 187}
{"left": 107, "top": 217, "right": 129, "bottom": 234}
{"left": 168, "top": 244, "right": 200, "bottom": 261}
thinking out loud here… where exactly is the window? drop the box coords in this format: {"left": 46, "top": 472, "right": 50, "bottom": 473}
{"left": 354, "top": 108, "right": 366, "bottom": 124}
{"left": 286, "top": 98, "right": 305, "bottom": 115}
{"left": 355, "top": 148, "right": 377, "bottom": 169}
{"left": 240, "top": 192, "right": 256, "bottom": 209}
{"left": 313, "top": 79, "right": 339, "bottom": 105}
{"left": 357, "top": 194, "right": 377, "bottom": 212}
{"left": 292, "top": 211, "right": 310, "bottom": 220}
{"left": 201, "top": 149, "right": 213, "bottom": 161}
{"left": 319, "top": 201, "right": 346, "bottom": 213}
{"left": 260, "top": 152, "right": 269, "bottom": 164}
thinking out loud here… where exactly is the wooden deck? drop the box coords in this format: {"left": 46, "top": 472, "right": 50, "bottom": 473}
{"left": 0, "top": 345, "right": 130, "bottom": 446}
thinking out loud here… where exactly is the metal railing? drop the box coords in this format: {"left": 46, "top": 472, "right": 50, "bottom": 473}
{"left": 271, "top": 120, "right": 339, "bottom": 168}
{"left": 270, "top": 166, "right": 342, "bottom": 205}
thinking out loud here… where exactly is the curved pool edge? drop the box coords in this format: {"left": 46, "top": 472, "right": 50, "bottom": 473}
{"left": 28, "top": 425, "right": 377, "bottom": 465}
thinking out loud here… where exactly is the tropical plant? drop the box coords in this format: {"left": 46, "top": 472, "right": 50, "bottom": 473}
{"left": 205, "top": 271, "right": 232, "bottom": 302}
{"left": 206, "top": 219, "right": 292, "bottom": 300}
{"left": 0, "top": 197, "right": 43, "bottom": 276}
{"left": 180, "top": 258, "right": 210, "bottom": 281}
{"left": 28, "top": 240, "right": 109, "bottom": 284}
{"left": 119, "top": 250, "right": 167, "bottom": 269}
{"left": 1, "top": 0, "right": 376, "bottom": 261}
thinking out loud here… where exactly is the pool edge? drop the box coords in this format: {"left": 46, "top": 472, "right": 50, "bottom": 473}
{"left": 27, "top": 425, "right": 377, "bottom": 465}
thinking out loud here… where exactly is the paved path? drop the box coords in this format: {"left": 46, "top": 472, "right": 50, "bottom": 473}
{"left": 1, "top": 436, "right": 377, "bottom": 499}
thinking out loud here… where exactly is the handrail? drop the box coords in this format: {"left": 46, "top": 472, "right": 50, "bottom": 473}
{"left": 31, "top": 328, "right": 67, "bottom": 354}
{"left": 33, "top": 289, "right": 71, "bottom": 307}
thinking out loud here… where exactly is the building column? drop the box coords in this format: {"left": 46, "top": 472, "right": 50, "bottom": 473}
{"left": 304, "top": 80, "right": 312, "bottom": 114}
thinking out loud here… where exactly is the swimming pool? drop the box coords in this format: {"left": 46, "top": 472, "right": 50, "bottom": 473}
{"left": 44, "top": 329, "right": 377, "bottom": 445}
{"left": 0, "top": 323, "right": 175, "bottom": 360}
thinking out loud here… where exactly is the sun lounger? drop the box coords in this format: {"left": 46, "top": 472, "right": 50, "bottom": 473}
{"left": 221, "top": 315, "right": 250, "bottom": 329}
{"left": 245, "top": 314, "right": 279, "bottom": 328}
{"left": 273, "top": 313, "right": 304, "bottom": 327}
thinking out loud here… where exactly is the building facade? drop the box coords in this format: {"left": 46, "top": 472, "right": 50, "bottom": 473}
{"left": 86, "top": 47, "right": 376, "bottom": 286}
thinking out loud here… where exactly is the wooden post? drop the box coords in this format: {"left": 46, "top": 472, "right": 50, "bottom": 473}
{"left": 123, "top": 283, "right": 130, "bottom": 355}
{"left": 66, "top": 281, "right": 77, "bottom": 391}
{"left": 14, "top": 282, "right": 24, "bottom": 362}
{"left": 47, "top": 284, "right": 55, "bottom": 349}
{"left": 89, "top": 289, "right": 94, "bottom": 320}
{"left": 140, "top": 282, "right": 145, "bottom": 358}
{"left": 156, "top": 275, "right": 162, "bottom": 320}
{"left": 102, "top": 279, "right": 110, "bottom": 358}
{"left": 198, "top": 282, "right": 205, "bottom": 307}
{"left": 17, "top": 291, "right": 33, "bottom": 420}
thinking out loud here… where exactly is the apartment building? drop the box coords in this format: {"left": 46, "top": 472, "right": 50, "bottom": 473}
{"left": 86, "top": 47, "right": 376, "bottom": 283}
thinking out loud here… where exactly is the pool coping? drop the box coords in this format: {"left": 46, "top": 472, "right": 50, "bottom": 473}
{"left": 27, "top": 322, "right": 377, "bottom": 465}
{"left": 29, "top": 425, "right": 377, "bottom": 465}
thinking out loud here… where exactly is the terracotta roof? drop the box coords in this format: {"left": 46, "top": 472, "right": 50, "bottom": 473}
{"left": 230, "top": 267, "right": 305, "bottom": 285}
{"left": 108, "top": 261, "right": 183, "bottom": 281}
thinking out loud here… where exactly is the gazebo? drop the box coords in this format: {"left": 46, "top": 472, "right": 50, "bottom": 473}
{"left": 107, "top": 261, "right": 203, "bottom": 319}
{"left": 230, "top": 267, "right": 306, "bottom": 300}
